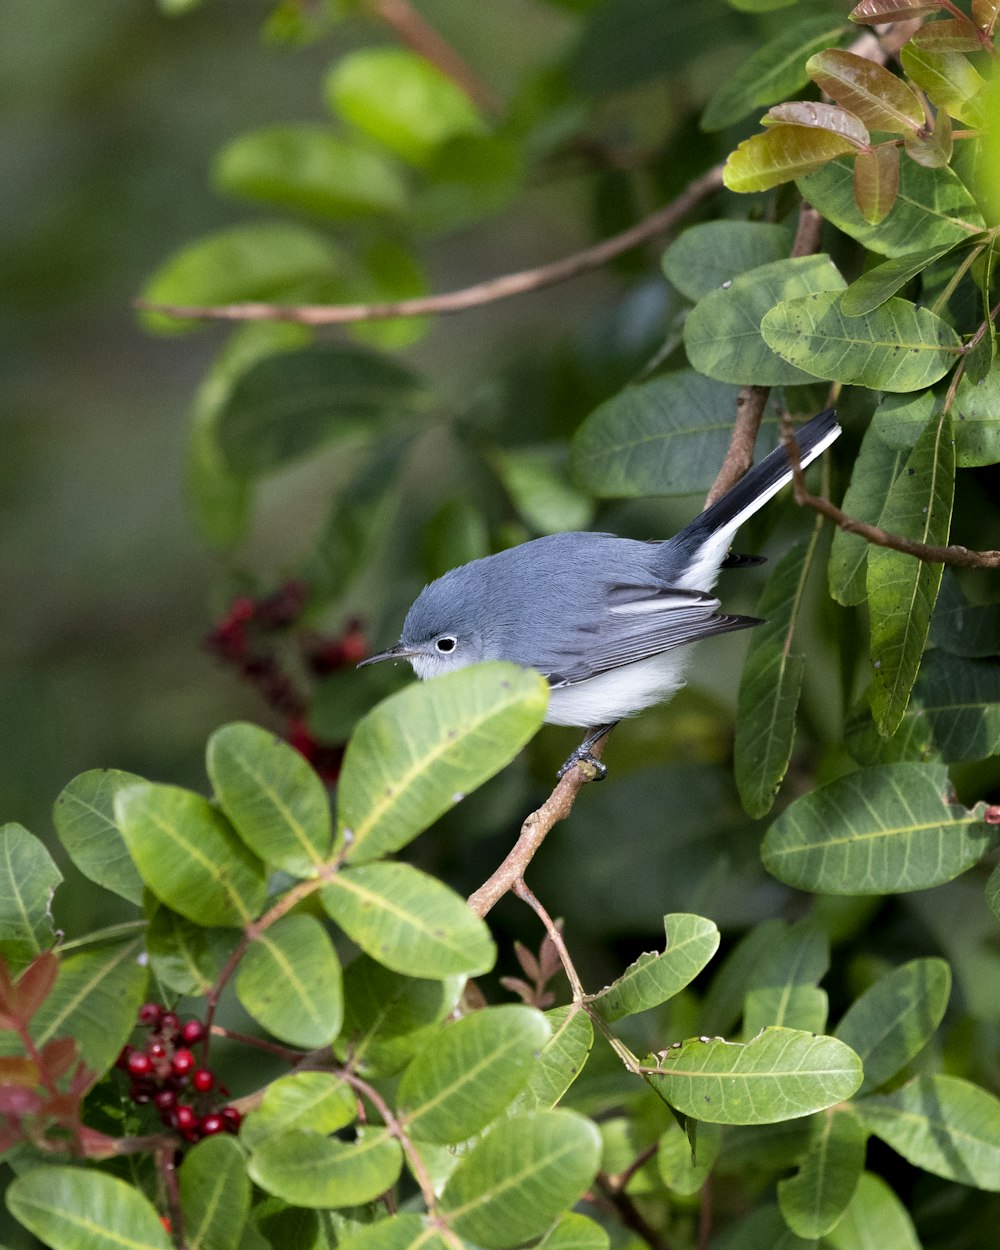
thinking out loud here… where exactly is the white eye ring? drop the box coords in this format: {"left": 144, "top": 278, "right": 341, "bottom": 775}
{"left": 435, "top": 636, "right": 457, "bottom": 654}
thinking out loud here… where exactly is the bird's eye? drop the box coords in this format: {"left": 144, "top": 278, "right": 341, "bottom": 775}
{"left": 435, "top": 636, "right": 457, "bottom": 654}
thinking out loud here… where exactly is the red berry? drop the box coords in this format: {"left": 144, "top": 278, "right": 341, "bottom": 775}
{"left": 127, "top": 1051, "right": 153, "bottom": 1077}
{"left": 200, "top": 1114, "right": 224, "bottom": 1135}
{"left": 155, "top": 1089, "right": 177, "bottom": 1111}
{"left": 180, "top": 1019, "right": 205, "bottom": 1045}
{"left": 174, "top": 1105, "right": 196, "bottom": 1131}
{"left": 148, "top": 1040, "right": 168, "bottom": 1061}
{"left": 220, "top": 1106, "right": 242, "bottom": 1132}
{"left": 160, "top": 1012, "right": 180, "bottom": 1035}
{"left": 138, "top": 1003, "right": 163, "bottom": 1027}
{"left": 192, "top": 1068, "right": 214, "bottom": 1093}
{"left": 171, "top": 1048, "right": 195, "bottom": 1077}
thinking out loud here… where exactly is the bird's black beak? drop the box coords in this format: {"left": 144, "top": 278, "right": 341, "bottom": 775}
{"left": 357, "top": 643, "right": 414, "bottom": 669}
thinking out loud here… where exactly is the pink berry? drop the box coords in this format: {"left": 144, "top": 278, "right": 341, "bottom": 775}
{"left": 171, "top": 1048, "right": 195, "bottom": 1076}
{"left": 127, "top": 1051, "right": 153, "bottom": 1077}
{"left": 180, "top": 1019, "right": 205, "bottom": 1045}
{"left": 148, "top": 1040, "right": 168, "bottom": 1061}
{"left": 174, "top": 1105, "right": 196, "bottom": 1131}
{"left": 192, "top": 1069, "right": 214, "bottom": 1093}
{"left": 138, "top": 1003, "right": 163, "bottom": 1027}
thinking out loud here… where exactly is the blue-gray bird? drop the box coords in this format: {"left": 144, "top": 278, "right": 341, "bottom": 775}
{"left": 360, "top": 409, "right": 840, "bottom": 776}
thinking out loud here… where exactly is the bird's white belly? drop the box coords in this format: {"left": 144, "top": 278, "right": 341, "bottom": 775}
{"left": 544, "top": 651, "right": 692, "bottom": 727}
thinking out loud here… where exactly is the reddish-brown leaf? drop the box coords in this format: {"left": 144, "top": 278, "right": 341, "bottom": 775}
{"left": 973, "top": 0, "right": 1000, "bottom": 32}
{"left": 0, "top": 1056, "right": 41, "bottom": 1087}
{"left": 13, "top": 952, "right": 59, "bottom": 1022}
{"left": 911, "top": 18, "right": 984, "bottom": 49}
{"left": 763, "top": 102, "right": 871, "bottom": 149}
{"left": 0, "top": 1085, "right": 44, "bottom": 1117}
{"left": 807, "top": 49, "right": 925, "bottom": 134}
{"left": 0, "top": 957, "right": 16, "bottom": 1021}
{"left": 40, "top": 1036, "right": 78, "bottom": 1081}
{"left": 854, "top": 144, "right": 901, "bottom": 223}
{"left": 850, "top": 0, "right": 944, "bottom": 23}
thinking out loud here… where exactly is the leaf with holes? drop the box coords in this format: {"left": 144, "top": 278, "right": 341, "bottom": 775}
{"left": 322, "top": 861, "right": 494, "bottom": 978}
{"left": 236, "top": 914, "right": 342, "bottom": 1048}
{"left": 591, "top": 914, "right": 720, "bottom": 1023}
{"left": 336, "top": 663, "right": 547, "bottom": 864}
{"left": 647, "top": 1028, "right": 863, "bottom": 1125}
{"left": 762, "top": 761, "right": 994, "bottom": 894}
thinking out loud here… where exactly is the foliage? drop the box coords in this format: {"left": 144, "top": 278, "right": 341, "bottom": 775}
{"left": 4, "top": 0, "right": 1000, "bottom": 1248}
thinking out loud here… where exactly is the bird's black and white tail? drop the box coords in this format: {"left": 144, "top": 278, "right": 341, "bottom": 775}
{"left": 669, "top": 408, "right": 840, "bottom": 590}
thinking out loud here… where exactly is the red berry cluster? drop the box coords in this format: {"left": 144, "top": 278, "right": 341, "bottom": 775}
{"left": 115, "top": 1005, "right": 241, "bottom": 1143}
{"left": 204, "top": 580, "right": 367, "bottom": 782}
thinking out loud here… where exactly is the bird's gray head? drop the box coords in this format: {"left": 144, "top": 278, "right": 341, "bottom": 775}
{"left": 358, "top": 566, "right": 491, "bottom": 679}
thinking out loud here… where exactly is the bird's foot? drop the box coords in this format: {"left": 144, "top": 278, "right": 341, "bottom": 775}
{"left": 556, "top": 748, "right": 608, "bottom": 782}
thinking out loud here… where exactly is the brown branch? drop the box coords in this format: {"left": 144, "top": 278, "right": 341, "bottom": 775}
{"left": 786, "top": 433, "right": 1000, "bottom": 570}
{"left": 594, "top": 1172, "right": 673, "bottom": 1250}
{"left": 467, "top": 739, "right": 607, "bottom": 918}
{"left": 368, "top": 0, "right": 501, "bottom": 115}
{"left": 135, "top": 166, "right": 725, "bottom": 328}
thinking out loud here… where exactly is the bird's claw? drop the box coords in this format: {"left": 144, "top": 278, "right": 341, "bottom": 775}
{"left": 556, "top": 750, "right": 608, "bottom": 782}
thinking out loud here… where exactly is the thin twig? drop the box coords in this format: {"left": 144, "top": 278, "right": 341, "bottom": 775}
{"left": 466, "top": 739, "right": 607, "bottom": 917}
{"left": 513, "top": 879, "right": 585, "bottom": 1001}
{"left": 608, "top": 1141, "right": 660, "bottom": 1192}
{"left": 136, "top": 166, "right": 725, "bottom": 327}
{"left": 369, "top": 0, "right": 501, "bottom": 114}
{"left": 594, "top": 1172, "right": 673, "bottom": 1250}
{"left": 343, "top": 1070, "right": 440, "bottom": 1215}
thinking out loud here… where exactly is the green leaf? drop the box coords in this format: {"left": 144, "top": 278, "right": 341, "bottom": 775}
{"left": 799, "top": 156, "right": 985, "bottom": 257}
{"left": 214, "top": 126, "right": 407, "bottom": 219}
{"left": 335, "top": 956, "right": 463, "bottom": 1077}
{"left": 914, "top": 651, "right": 1000, "bottom": 761}
{"left": 702, "top": 16, "right": 848, "bottom": 131}
{"left": 337, "top": 1216, "right": 452, "bottom": 1250}
{"left": 571, "top": 370, "right": 784, "bottom": 497}
{"left": 657, "top": 1118, "right": 722, "bottom": 1195}
{"left": 52, "top": 770, "right": 144, "bottom": 906}
{"left": 336, "top": 662, "right": 548, "bottom": 863}
{"left": 761, "top": 292, "right": 962, "bottom": 391}
{"left": 492, "top": 444, "right": 594, "bottom": 534}
{"left": 662, "top": 221, "right": 793, "bottom": 302}
{"left": 685, "top": 256, "right": 845, "bottom": 384}
{"left": 931, "top": 572, "right": 1000, "bottom": 657}
{"left": 761, "top": 761, "right": 994, "bottom": 893}
{"left": 834, "top": 957, "right": 951, "bottom": 1093}
{"left": 824, "top": 1171, "right": 921, "bottom": 1250}
{"left": 236, "top": 914, "right": 343, "bottom": 1048}
{"left": 900, "top": 43, "right": 987, "bottom": 126}
{"left": 115, "top": 783, "right": 267, "bottom": 927}
{"left": 714, "top": 1203, "right": 816, "bottom": 1249}
{"left": 591, "top": 914, "right": 720, "bottom": 1023}
{"left": 439, "top": 1109, "right": 602, "bottom": 1248}
{"left": 8, "top": 940, "right": 147, "bottom": 1078}
{"left": 840, "top": 242, "right": 958, "bottom": 315}
{"left": 325, "top": 48, "right": 485, "bottom": 166}
{"left": 241, "top": 1071, "right": 357, "bottom": 1150}
{"left": 337, "top": 239, "right": 430, "bottom": 351}
{"left": 905, "top": 106, "right": 954, "bottom": 169}
{"left": 734, "top": 540, "right": 816, "bottom": 818}
{"left": 742, "top": 920, "right": 830, "bottom": 1038}
{"left": 217, "top": 344, "right": 425, "bottom": 477}
{"left": 988, "top": 863, "right": 1000, "bottom": 922}
{"left": 180, "top": 1135, "right": 251, "bottom": 1250}
{"left": 187, "top": 321, "right": 309, "bottom": 549}
{"left": 646, "top": 1027, "right": 863, "bottom": 1125}
{"left": 139, "top": 222, "right": 340, "bottom": 334}
{"left": 7, "top": 1167, "right": 172, "bottom": 1250}
{"left": 0, "top": 825, "right": 62, "bottom": 974}
{"left": 207, "top": 722, "right": 332, "bottom": 877}
{"left": 398, "top": 1005, "right": 551, "bottom": 1143}
{"left": 806, "top": 49, "right": 924, "bottom": 133}
{"left": 950, "top": 366, "right": 1000, "bottom": 466}
{"left": 853, "top": 144, "right": 900, "bottom": 225}
{"left": 537, "top": 1213, "right": 610, "bottom": 1250}
{"left": 724, "top": 126, "right": 858, "bottom": 194}
{"left": 147, "top": 905, "right": 234, "bottom": 996}
{"left": 513, "top": 1005, "right": 594, "bottom": 1112}
{"left": 777, "top": 1110, "right": 866, "bottom": 1237}
{"left": 322, "top": 861, "right": 495, "bottom": 978}
{"left": 249, "top": 1127, "right": 403, "bottom": 1208}
{"left": 868, "top": 408, "right": 955, "bottom": 734}
{"left": 858, "top": 1074, "right": 1000, "bottom": 1190}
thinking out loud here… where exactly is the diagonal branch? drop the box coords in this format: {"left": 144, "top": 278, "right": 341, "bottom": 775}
{"left": 135, "top": 166, "right": 725, "bottom": 328}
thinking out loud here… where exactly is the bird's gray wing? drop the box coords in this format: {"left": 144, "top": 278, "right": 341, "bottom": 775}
{"left": 539, "top": 585, "right": 760, "bottom": 687}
